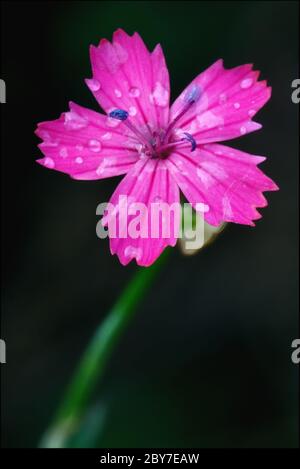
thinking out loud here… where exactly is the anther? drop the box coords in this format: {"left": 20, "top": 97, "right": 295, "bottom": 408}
{"left": 109, "top": 109, "right": 152, "bottom": 149}
{"left": 181, "top": 132, "right": 196, "bottom": 152}
{"left": 184, "top": 84, "right": 202, "bottom": 105}
{"left": 163, "top": 84, "right": 201, "bottom": 142}
{"left": 108, "top": 109, "right": 129, "bottom": 121}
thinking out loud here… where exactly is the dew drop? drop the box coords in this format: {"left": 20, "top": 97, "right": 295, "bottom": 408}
{"left": 114, "top": 89, "right": 122, "bottom": 98}
{"left": 39, "top": 131, "right": 59, "bottom": 147}
{"left": 240, "top": 78, "right": 253, "bottom": 89}
{"left": 240, "top": 126, "right": 247, "bottom": 135}
{"left": 75, "top": 157, "right": 83, "bottom": 164}
{"left": 64, "top": 111, "right": 88, "bottom": 130}
{"left": 129, "top": 106, "right": 137, "bottom": 117}
{"left": 44, "top": 157, "right": 55, "bottom": 168}
{"left": 248, "top": 109, "right": 256, "bottom": 117}
{"left": 150, "top": 82, "right": 169, "bottom": 107}
{"left": 234, "top": 102, "right": 241, "bottom": 109}
{"left": 86, "top": 78, "right": 101, "bottom": 92}
{"left": 101, "top": 132, "right": 112, "bottom": 140}
{"left": 96, "top": 158, "right": 108, "bottom": 175}
{"left": 129, "top": 87, "right": 140, "bottom": 98}
{"left": 88, "top": 139, "right": 102, "bottom": 152}
{"left": 59, "top": 147, "right": 68, "bottom": 158}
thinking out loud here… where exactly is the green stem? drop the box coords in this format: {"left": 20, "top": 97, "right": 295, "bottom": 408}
{"left": 40, "top": 249, "right": 170, "bottom": 448}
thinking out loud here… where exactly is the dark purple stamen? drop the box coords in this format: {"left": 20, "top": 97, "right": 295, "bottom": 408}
{"left": 181, "top": 132, "right": 196, "bottom": 152}
{"left": 163, "top": 84, "right": 201, "bottom": 142}
{"left": 184, "top": 84, "right": 202, "bottom": 105}
{"left": 109, "top": 109, "right": 129, "bottom": 121}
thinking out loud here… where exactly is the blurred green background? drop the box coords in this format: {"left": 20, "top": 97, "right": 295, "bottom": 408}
{"left": 1, "top": 0, "right": 299, "bottom": 448}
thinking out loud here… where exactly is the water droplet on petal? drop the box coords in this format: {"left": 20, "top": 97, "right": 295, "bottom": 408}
{"left": 248, "top": 109, "right": 256, "bottom": 117}
{"left": 240, "top": 78, "right": 253, "bottom": 89}
{"left": 114, "top": 89, "right": 122, "bottom": 98}
{"left": 39, "top": 131, "right": 59, "bottom": 147}
{"left": 86, "top": 78, "right": 101, "bottom": 92}
{"left": 129, "top": 106, "right": 137, "bottom": 116}
{"left": 44, "top": 157, "right": 55, "bottom": 168}
{"left": 75, "top": 157, "right": 83, "bottom": 164}
{"left": 101, "top": 132, "right": 112, "bottom": 140}
{"left": 88, "top": 139, "right": 102, "bottom": 152}
{"left": 59, "top": 147, "right": 68, "bottom": 158}
{"left": 64, "top": 111, "right": 88, "bottom": 130}
{"left": 197, "top": 111, "right": 224, "bottom": 129}
{"left": 129, "top": 87, "right": 140, "bottom": 98}
{"left": 96, "top": 159, "right": 108, "bottom": 175}
{"left": 240, "top": 126, "right": 247, "bottom": 134}
{"left": 234, "top": 102, "right": 240, "bottom": 109}
{"left": 150, "top": 82, "right": 169, "bottom": 107}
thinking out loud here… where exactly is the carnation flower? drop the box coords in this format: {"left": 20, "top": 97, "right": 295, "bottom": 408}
{"left": 36, "top": 29, "right": 278, "bottom": 266}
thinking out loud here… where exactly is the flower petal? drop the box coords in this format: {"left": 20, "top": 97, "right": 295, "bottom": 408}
{"left": 87, "top": 29, "right": 170, "bottom": 131}
{"left": 35, "top": 102, "right": 139, "bottom": 180}
{"left": 171, "top": 60, "right": 271, "bottom": 143}
{"left": 102, "top": 158, "right": 180, "bottom": 266}
{"left": 165, "top": 143, "right": 278, "bottom": 227}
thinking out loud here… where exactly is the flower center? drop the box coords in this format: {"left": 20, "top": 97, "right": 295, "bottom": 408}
{"left": 108, "top": 85, "right": 201, "bottom": 159}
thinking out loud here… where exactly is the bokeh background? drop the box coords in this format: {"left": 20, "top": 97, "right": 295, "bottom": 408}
{"left": 1, "top": 0, "right": 298, "bottom": 448}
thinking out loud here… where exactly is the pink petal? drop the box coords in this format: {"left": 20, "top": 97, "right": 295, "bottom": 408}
{"left": 87, "top": 29, "right": 170, "bottom": 131}
{"left": 35, "top": 102, "right": 139, "bottom": 180}
{"left": 165, "top": 143, "right": 278, "bottom": 227}
{"left": 171, "top": 60, "right": 271, "bottom": 143}
{"left": 102, "top": 158, "right": 180, "bottom": 266}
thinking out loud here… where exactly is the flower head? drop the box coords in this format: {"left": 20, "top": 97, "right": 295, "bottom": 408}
{"left": 36, "top": 29, "right": 278, "bottom": 266}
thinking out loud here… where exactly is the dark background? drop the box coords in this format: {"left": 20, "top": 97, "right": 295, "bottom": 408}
{"left": 1, "top": 1, "right": 298, "bottom": 448}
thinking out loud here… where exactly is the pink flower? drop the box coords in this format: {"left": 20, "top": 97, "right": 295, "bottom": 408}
{"left": 36, "top": 29, "right": 278, "bottom": 267}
